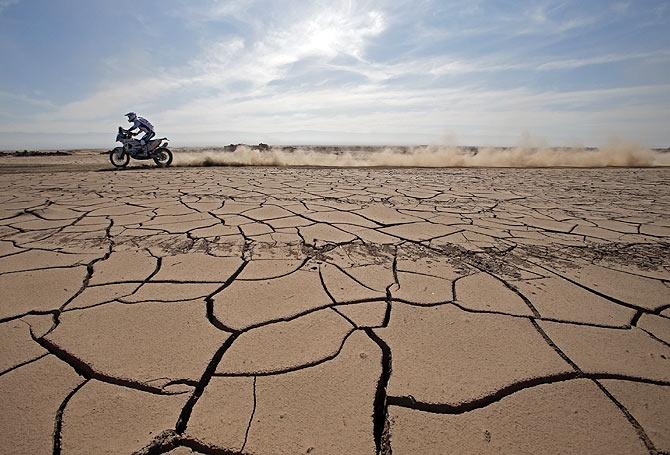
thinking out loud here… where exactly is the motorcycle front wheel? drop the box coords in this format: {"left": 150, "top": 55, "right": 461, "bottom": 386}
{"left": 110, "top": 149, "right": 129, "bottom": 168}
{"left": 153, "top": 147, "right": 173, "bottom": 167}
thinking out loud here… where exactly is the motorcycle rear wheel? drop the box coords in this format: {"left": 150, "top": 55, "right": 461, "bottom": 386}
{"left": 110, "top": 150, "right": 129, "bottom": 168}
{"left": 153, "top": 147, "right": 173, "bottom": 167}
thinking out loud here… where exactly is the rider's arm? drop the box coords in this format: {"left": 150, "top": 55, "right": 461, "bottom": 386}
{"left": 125, "top": 123, "right": 139, "bottom": 134}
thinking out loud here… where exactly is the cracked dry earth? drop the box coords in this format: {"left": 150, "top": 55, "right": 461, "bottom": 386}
{"left": 0, "top": 163, "right": 669, "bottom": 455}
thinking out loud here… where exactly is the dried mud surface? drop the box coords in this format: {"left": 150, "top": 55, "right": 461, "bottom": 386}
{"left": 0, "top": 156, "right": 669, "bottom": 454}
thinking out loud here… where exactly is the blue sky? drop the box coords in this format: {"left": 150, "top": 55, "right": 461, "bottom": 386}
{"left": 0, "top": 0, "right": 669, "bottom": 148}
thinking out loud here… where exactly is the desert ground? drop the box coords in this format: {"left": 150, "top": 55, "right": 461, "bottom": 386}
{"left": 0, "top": 151, "right": 668, "bottom": 455}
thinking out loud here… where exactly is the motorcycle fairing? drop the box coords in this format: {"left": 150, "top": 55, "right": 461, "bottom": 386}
{"left": 122, "top": 139, "right": 164, "bottom": 158}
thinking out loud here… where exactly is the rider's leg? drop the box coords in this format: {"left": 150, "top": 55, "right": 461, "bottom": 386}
{"left": 140, "top": 131, "right": 155, "bottom": 145}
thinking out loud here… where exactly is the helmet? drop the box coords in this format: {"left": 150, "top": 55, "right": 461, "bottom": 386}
{"left": 125, "top": 112, "right": 137, "bottom": 122}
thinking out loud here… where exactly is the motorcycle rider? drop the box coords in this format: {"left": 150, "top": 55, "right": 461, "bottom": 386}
{"left": 124, "top": 112, "right": 155, "bottom": 145}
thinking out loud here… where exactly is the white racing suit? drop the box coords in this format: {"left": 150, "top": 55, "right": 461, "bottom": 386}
{"left": 128, "top": 116, "right": 155, "bottom": 145}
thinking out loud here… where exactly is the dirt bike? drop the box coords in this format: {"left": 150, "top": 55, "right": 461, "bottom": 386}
{"left": 109, "top": 127, "right": 173, "bottom": 168}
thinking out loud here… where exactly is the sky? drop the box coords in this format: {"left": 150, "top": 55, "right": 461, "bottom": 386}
{"left": 0, "top": 0, "right": 669, "bottom": 149}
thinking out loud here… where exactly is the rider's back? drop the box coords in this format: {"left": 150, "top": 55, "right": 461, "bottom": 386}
{"left": 135, "top": 116, "right": 154, "bottom": 132}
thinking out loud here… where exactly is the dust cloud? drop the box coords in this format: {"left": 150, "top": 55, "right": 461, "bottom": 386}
{"left": 174, "top": 141, "right": 670, "bottom": 168}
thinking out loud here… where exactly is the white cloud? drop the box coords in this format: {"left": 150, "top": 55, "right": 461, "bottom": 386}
{"left": 611, "top": 2, "right": 630, "bottom": 15}
{"left": 193, "top": 3, "right": 386, "bottom": 88}
{"left": 0, "top": 0, "right": 19, "bottom": 13}
{"left": 3, "top": 1, "right": 388, "bottom": 129}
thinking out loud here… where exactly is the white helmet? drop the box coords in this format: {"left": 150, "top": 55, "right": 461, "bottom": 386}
{"left": 125, "top": 112, "right": 137, "bottom": 122}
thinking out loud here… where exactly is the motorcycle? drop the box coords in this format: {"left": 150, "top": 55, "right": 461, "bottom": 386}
{"left": 109, "top": 127, "right": 173, "bottom": 168}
